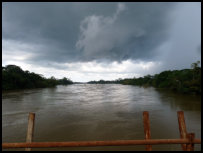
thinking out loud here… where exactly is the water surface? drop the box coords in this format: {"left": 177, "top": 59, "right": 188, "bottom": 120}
{"left": 2, "top": 84, "right": 201, "bottom": 151}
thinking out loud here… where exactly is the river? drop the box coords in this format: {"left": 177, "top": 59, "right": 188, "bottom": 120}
{"left": 2, "top": 84, "right": 201, "bottom": 151}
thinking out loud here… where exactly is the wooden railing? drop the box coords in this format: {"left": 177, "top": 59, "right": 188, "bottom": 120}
{"left": 2, "top": 111, "right": 201, "bottom": 151}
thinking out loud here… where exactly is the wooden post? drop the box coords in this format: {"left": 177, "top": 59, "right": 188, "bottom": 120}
{"left": 143, "top": 111, "right": 152, "bottom": 151}
{"left": 25, "top": 113, "right": 35, "bottom": 151}
{"left": 177, "top": 111, "right": 187, "bottom": 151}
{"left": 186, "top": 133, "right": 195, "bottom": 151}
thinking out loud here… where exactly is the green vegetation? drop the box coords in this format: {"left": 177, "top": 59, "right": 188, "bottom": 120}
{"left": 88, "top": 79, "right": 121, "bottom": 84}
{"left": 3, "top": 61, "right": 201, "bottom": 95}
{"left": 120, "top": 61, "right": 201, "bottom": 94}
{"left": 88, "top": 61, "right": 201, "bottom": 95}
{"left": 2, "top": 65, "right": 73, "bottom": 91}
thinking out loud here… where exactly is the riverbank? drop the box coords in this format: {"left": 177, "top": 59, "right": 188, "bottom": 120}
{"left": 88, "top": 63, "right": 201, "bottom": 95}
{"left": 2, "top": 65, "right": 73, "bottom": 91}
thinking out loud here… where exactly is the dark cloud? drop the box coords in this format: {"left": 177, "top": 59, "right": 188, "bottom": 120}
{"left": 3, "top": 2, "right": 177, "bottom": 65}
{"left": 157, "top": 2, "right": 201, "bottom": 71}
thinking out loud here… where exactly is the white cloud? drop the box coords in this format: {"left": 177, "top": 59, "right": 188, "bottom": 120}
{"left": 76, "top": 3, "right": 129, "bottom": 59}
{"left": 3, "top": 59, "right": 161, "bottom": 82}
{"left": 2, "top": 38, "right": 162, "bottom": 82}
{"left": 2, "top": 39, "right": 37, "bottom": 66}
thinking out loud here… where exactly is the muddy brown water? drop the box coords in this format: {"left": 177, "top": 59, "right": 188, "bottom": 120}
{"left": 2, "top": 84, "right": 201, "bottom": 151}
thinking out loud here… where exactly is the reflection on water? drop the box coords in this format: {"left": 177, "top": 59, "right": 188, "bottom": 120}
{"left": 2, "top": 84, "right": 201, "bottom": 151}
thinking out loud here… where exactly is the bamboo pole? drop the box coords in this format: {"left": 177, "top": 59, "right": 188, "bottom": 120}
{"left": 177, "top": 111, "right": 187, "bottom": 151}
{"left": 2, "top": 139, "right": 201, "bottom": 149}
{"left": 143, "top": 111, "right": 152, "bottom": 151}
{"left": 25, "top": 113, "right": 35, "bottom": 151}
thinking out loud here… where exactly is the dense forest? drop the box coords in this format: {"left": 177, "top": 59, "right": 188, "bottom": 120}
{"left": 2, "top": 65, "right": 73, "bottom": 91}
{"left": 88, "top": 80, "right": 120, "bottom": 84}
{"left": 2, "top": 61, "right": 201, "bottom": 94}
{"left": 88, "top": 61, "right": 201, "bottom": 95}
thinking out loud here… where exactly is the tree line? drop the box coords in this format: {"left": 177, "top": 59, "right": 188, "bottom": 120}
{"left": 88, "top": 79, "right": 120, "bottom": 84}
{"left": 88, "top": 61, "right": 201, "bottom": 95}
{"left": 2, "top": 65, "right": 73, "bottom": 91}
{"left": 3, "top": 61, "right": 201, "bottom": 94}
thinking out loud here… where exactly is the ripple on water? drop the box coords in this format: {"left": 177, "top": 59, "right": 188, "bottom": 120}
{"left": 2, "top": 84, "right": 201, "bottom": 151}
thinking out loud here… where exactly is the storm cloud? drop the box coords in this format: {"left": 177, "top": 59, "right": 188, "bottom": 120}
{"left": 2, "top": 2, "right": 201, "bottom": 82}
{"left": 3, "top": 2, "right": 176, "bottom": 62}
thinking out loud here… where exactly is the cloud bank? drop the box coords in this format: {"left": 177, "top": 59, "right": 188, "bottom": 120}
{"left": 2, "top": 2, "right": 201, "bottom": 82}
{"left": 3, "top": 3, "right": 176, "bottom": 63}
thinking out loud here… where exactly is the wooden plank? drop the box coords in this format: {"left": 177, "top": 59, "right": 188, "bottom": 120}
{"left": 186, "top": 133, "right": 195, "bottom": 151}
{"left": 177, "top": 111, "right": 187, "bottom": 151}
{"left": 25, "top": 113, "right": 35, "bottom": 151}
{"left": 143, "top": 111, "right": 152, "bottom": 151}
{"left": 2, "top": 139, "right": 201, "bottom": 149}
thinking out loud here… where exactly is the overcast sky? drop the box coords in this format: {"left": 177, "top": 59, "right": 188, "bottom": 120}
{"left": 2, "top": 2, "right": 201, "bottom": 82}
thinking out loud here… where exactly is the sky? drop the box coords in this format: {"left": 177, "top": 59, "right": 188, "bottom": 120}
{"left": 2, "top": 2, "right": 201, "bottom": 82}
